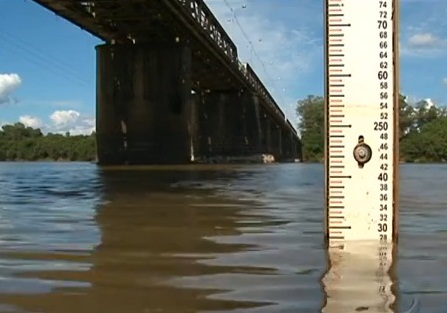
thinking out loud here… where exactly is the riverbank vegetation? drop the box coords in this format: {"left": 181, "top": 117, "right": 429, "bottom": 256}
{"left": 0, "top": 123, "right": 96, "bottom": 161}
{"left": 296, "top": 94, "right": 447, "bottom": 163}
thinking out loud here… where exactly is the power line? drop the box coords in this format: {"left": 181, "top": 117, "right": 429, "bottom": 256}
{"left": 221, "top": 0, "right": 288, "bottom": 107}
{"left": 1, "top": 31, "right": 90, "bottom": 85}
{"left": 0, "top": 32, "right": 90, "bottom": 87}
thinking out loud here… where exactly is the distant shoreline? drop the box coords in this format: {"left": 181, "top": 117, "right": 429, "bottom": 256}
{"left": 1, "top": 160, "right": 446, "bottom": 164}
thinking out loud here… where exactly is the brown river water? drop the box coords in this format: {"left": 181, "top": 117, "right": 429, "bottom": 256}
{"left": 0, "top": 162, "right": 445, "bottom": 313}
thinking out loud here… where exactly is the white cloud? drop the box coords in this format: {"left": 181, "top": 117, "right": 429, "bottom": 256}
{"left": 402, "top": 32, "right": 447, "bottom": 57}
{"left": 50, "top": 109, "right": 80, "bottom": 126}
{"left": 12, "top": 110, "right": 95, "bottom": 135}
{"left": 0, "top": 73, "right": 21, "bottom": 104}
{"left": 49, "top": 110, "right": 95, "bottom": 135}
{"left": 408, "top": 33, "right": 447, "bottom": 47}
{"left": 423, "top": 98, "right": 435, "bottom": 109}
{"left": 19, "top": 115, "right": 43, "bottom": 129}
{"left": 443, "top": 78, "right": 447, "bottom": 87}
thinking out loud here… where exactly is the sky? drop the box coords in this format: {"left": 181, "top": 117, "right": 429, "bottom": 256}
{"left": 0, "top": 0, "right": 446, "bottom": 135}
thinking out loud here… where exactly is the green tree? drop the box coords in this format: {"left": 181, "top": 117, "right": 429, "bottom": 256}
{"left": 0, "top": 123, "right": 97, "bottom": 162}
{"left": 401, "top": 117, "right": 447, "bottom": 162}
{"left": 296, "top": 94, "right": 447, "bottom": 163}
{"left": 296, "top": 95, "right": 324, "bottom": 162}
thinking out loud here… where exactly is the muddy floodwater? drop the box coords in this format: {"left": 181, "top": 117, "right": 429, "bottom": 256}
{"left": 0, "top": 162, "right": 446, "bottom": 312}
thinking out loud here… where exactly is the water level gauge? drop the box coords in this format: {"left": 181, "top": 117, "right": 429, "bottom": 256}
{"left": 324, "top": 0, "right": 399, "bottom": 244}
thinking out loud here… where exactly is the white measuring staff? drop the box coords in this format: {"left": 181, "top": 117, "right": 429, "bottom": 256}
{"left": 324, "top": 0, "right": 399, "bottom": 243}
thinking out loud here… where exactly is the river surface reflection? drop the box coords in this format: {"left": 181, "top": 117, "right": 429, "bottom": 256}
{"left": 0, "top": 162, "right": 446, "bottom": 312}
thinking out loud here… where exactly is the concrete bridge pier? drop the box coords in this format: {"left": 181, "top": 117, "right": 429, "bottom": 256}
{"left": 197, "top": 89, "right": 262, "bottom": 161}
{"left": 280, "top": 130, "right": 294, "bottom": 160}
{"left": 194, "top": 90, "right": 222, "bottom": 157}
{"left": 95, "top": 42, "right": 192, "bottom": 165}
{"left": 289, "top": 132, "right": 296, "bottom": 159}
{"left": 270, "top": 122, "right": 282, "bottom": 160}
{"left": 245, "top": 94, "right": 263, "bottom": 155}
{"left": 291, "top": 138, "right": 299, "bottom": 160}
{"left": 295, "top": 137, "right": 302, "bottom": 161}
{"left": 259, "top": 111, "right": 271, "bottom": 154}
{"left": 189, "top": 91, "right": 201, "bottom": 162}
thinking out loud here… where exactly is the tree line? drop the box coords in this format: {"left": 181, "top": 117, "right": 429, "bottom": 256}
{"left": 296, "top": 94, "right": 447, "bottom": 163}
{"left": 0, "top": 123, "right": 96, "bottom": 161}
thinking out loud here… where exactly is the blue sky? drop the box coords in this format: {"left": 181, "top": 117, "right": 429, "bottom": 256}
{"left": 0, "top": 0, "right": 446, "bottom": 134}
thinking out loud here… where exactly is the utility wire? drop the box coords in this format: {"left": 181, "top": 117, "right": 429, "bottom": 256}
{"left": 221, "top": 0, "right": 287, "bottom": 107}
{"left": 0, "top": 32, "right": 90, "bottom": 87}
{"left": 1, "top": 31, "right": 90, "bottom": 85}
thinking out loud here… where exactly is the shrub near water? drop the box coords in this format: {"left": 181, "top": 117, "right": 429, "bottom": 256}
{"left": 0, "top": 123, "right": 96, "bottom": 161}
{"left": 296, "top": 95, "right": 447, "bottom": 163}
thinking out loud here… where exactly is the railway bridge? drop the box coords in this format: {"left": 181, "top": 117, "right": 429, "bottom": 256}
{"left": 32, "top": 0, "right": 302, "bottom": 164}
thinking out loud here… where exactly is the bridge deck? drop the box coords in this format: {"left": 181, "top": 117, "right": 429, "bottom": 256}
{"left": 31, "top": 0, "right": 298, "bottom": 136}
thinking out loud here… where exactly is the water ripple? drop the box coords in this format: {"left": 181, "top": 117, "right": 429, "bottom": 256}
{"left": 0, "top": 162, "right": 445, "bottom": 312}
